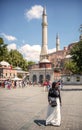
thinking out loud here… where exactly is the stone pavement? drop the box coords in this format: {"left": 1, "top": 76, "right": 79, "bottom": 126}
{"left": 0, "top": 85, "right": 82, "bottom": 130}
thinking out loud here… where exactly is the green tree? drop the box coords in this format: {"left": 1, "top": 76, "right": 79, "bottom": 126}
{"left": 0, "top": 38, "right": 9, "bottom": 61}
{"left": 64, "top": 60, "right": 78, "bottom": 74}
{"left": 70, "top": 41, "right": 82, "bottom": 74}
{"left": 27, "top": 61, "right": 36, "bottom": 70}
{"left": 20, "top": 59, "right": 28, "bottom": 71}
{"left": 8, "top": 49, "right": 28, "bottom": 71}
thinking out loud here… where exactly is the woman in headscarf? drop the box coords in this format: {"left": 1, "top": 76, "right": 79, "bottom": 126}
{"left": 46, "top": 82, "right": 62, "bottom": 126}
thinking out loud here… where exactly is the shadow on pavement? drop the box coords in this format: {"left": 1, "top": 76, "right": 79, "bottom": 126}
{"left": 34, "top": 119, "right": 46, "bottom": 126}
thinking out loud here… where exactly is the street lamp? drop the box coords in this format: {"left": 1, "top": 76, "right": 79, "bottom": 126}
{"left": 44, "top": 64, "right": 46, "bottom": 81}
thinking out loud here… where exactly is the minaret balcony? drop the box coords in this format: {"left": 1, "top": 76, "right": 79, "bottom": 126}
{"left": 42, "top": 23, "right": 48, "bottom": 26}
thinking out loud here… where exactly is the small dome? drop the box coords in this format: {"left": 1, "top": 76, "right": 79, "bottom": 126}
{"left": 65, "top": 55, "right": 72, "bottom": 58}
{"left": 15, "top": 66, "right": 22, "bottom": 70}
{"left": 0, "top": 60, "right": 10, "bottom": 66}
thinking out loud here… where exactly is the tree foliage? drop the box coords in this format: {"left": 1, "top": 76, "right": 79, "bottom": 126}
{"left": 8, "top": 49, "right": 28, "bottom": 71}
{"left": 64, "top": 60, "right": 78, "bottom": 74}
{"left": 0, "top": 38, "right": 9, "bottom": 61}
{"left": 27, "top": 61, "right": 36, "bottom": 70}
{"left": 70, "top": 41, "right": 82, "bottom": 74}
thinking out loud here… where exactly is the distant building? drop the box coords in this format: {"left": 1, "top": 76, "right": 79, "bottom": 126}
{"left": 0, "top": 61, "right": 29, "bottom": 80}
{"left": 0, "top": 61, "right": 17, "bottom": 80}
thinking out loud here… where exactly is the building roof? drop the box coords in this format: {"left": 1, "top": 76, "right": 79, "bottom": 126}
{"left": 14, "top": 66, "right": 22, "bottom": 70}
{"left": 0, "top": 60, "right": 10, "bottom": 66}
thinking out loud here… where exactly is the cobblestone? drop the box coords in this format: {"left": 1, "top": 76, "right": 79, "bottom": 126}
{"left": 0, "top": 85, "right": 82, "bottom": 130}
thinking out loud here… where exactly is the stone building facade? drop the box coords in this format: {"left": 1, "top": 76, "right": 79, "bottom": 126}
{"left": 0, "top": 61, "right": 17, "bottom": 79}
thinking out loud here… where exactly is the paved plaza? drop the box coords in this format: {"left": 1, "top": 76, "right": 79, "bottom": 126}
{"left": 0, "top": 85, "right": 82, "bottom": 130}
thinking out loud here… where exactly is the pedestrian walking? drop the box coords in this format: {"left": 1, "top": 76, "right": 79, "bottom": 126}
{"left": 43, "top": 80, "right": 48, "bottom": 92}
{"left": 46, "top": 81, "right": 62, "bottom": 126}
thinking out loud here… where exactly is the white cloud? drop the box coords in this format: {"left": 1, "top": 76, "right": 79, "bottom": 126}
{"left": 1, "top": 33, "right": 17, "bottom": 41}
{"left": 19, "top": 44, "right": 56, "bottom": 62}
{"left": 7, "top": 43, "right": 17, "bottom": 51}
{"left": 25, "top": 5, "right": 43, "bottom": 20}
{"left": 18, "top": 44, "right": 41, "bottom": 62}
{"left": 7, "top": 43, "right": 56, "bottom": 62}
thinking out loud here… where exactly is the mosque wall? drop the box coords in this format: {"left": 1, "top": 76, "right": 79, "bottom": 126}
{"left": 62, "top": 75, "right": 82, "bottom": 85}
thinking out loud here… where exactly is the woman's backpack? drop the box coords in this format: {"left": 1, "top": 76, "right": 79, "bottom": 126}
{"left": 49, "top": 88, "right": 59, "bottom": 97}
{"left": 48, "top": 88, "right": 59, "bottom": 107}
{"left": 49, "top": 97, "right": 57, "bottom": 107}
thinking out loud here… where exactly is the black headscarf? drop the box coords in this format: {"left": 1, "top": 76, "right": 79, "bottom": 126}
{"left": 52, "top": 82, "right": 57, "bottom": 88}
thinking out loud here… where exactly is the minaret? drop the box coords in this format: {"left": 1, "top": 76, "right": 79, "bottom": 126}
{"left": 40, "top": 7, "right": 48, "bottom": 61}
{"left": 56, "top": 33, "right": 60, "bottom": 51}
{"left": 79, "top": 24, "right": 82, "bottom": 41}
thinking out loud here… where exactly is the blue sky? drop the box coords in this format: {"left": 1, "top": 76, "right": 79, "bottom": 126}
{"left": 0, "top": 0, "right": 82, "bottom": 62}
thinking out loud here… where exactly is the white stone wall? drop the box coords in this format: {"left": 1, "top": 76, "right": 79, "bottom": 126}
{"left": 61, "top": 75, "right": 82, "bottom": 85}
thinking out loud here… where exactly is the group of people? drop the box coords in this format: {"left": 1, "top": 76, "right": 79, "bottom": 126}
{"left": 0, "top": 79, "right": 28, "bottom": 89}
{"left": 0, "top": 79, "right": 19, "bottom": 89}
{"left": 45, "top": 80, "right": 63, "bottom": 127}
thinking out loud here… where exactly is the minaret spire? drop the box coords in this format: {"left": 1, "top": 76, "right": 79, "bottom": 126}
{"left": 43, "top": 6, "right": 46, "bottom": 15}
{"left": 56, "top": 33, "right": 60, "bottom": 51}
{"left": 40, "top": 7, "right": 48, "bottom": 61}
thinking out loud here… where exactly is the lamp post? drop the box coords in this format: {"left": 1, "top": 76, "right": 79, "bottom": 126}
{"left": 44, "top": 63, "right": 46, "bottom": 81}
{"left": 42, "top": 63, "right": 46, "bottom": 81}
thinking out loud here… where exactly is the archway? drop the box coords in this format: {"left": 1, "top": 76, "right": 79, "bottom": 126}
{"left": 39, "top": 75, "right": 43, "bottom": 83}
{"left": 46, "top": 74, "right": 50, "bottom": 80}
{"left": 33, "top": 75, "right": 37, "bottom": 83}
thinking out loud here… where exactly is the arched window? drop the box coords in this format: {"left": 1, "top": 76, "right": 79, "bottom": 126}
{"left": 67, "top": 76, "right": 70, "bottom": 82}
{"left": 33, "top": 75, "right": 37, "bottom": 83}
{"left": 39, "top": 75, "right": 43, "bottom": 83}
{"left": 46, "top": 74, "right": 50, "bottom": 80}
{"left": 76, "top": 76, "right": 80, "bottom": 82}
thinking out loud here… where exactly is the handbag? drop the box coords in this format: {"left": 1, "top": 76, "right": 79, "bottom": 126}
{"left": 50, "top": 97, "right": 57, "bottom": 107}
